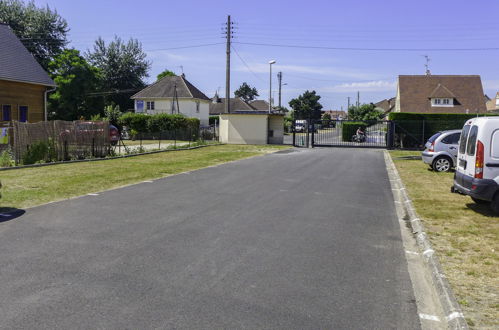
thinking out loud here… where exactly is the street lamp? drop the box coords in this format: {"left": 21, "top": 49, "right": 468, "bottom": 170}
{"left": 269, "top": 60, "right": 276, "bottom": 113}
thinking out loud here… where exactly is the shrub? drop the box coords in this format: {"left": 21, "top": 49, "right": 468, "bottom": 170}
{"left": 388, "top": 112, "right": 499, "bottom": 148}
{"left": 0, "top": 148, "right": 14, "bottom": 167}
{"left": 22, "top": 140, "right": 54, "bottom": 165}
{"left": 118, "top": 112, "right": 149, "bottom": 133}
{"left": 342, "top": 122, "right": 367, "bottom": 142}
{"left": 118, "top": 113, "right": 200, "bottom": 136}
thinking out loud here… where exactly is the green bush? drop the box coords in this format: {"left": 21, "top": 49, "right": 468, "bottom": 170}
{"left": 388, "top": 112, "right": 499, "bottom": 148}
{"left": 342, "top": 122, "right": 367, "bottom": 142}
{"left": 118, "top": 112, "right": 149, "bottom": 133}
{"left": 0, "top": 148, "right": 14, "bottom": 167}
{"left": 22, "top": 140, "right": 57, "bottom": 165}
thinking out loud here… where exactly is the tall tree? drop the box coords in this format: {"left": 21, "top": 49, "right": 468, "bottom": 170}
{"left": 86, "top": 36, "right": 151, "bottom": 111}
{"left": 47, "top": 49, "right": 103, "bottom": 120}
{"left": 288, "top": 90, "right": 323, "bottom": 120}
{"left": 157, "top": 69, "right": 176, "bottom": 80}
{"left": 0, "top": 0, "right": 69, "bottom": 70}
{"left": 347, "top": 103, "right": 383, "bottom": 121}
{"left": 234, "top": 82, "right": 259, "bottom": 102}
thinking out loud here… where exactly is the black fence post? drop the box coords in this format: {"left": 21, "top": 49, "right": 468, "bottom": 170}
{"left": 311, "top": 121, "right": 315, "bottom": 148}
{"left": 159, "top": 131, "right": 161, "bottom": 149}
{"left": 292, "top": 119, "right": 296, "bottom": 146}
{"left": 91, "top": 138, "right": 95, "bottom": 157}
{"left": 421, "top": 119, "right": 425, "bottom": 146}
{"left": 188, "top": 127, "right": 191, "bottom": 147}
{"left": 63, "top": 140, "right": 68, "bottom": 160}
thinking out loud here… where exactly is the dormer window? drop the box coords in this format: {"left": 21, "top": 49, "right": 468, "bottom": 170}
{"left": 431, "top": 98, "right": 453, "bottom": 107}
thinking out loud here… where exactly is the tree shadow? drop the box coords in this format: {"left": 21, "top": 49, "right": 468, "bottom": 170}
{"left": 465, "top": 203, "right": 498, "bottom": 217}
{"left": 0, "top": 208, "right": 26, "bottom": 223}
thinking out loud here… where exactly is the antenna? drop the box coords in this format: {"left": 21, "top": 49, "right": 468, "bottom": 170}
{"left": 423, "top": 55, "right": 431, "bottom": 75}
{"left": 178, "top": 65, "right": 184, "bottom": 74}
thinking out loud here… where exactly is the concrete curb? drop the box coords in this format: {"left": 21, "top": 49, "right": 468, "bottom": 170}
{"left": 384, "top": 151, "right": 468, "bottom": 330}
{"left": 0, "top": 144, "right": 222, "bottom": 171}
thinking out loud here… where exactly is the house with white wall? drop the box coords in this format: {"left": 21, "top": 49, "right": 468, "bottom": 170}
{"left": 131, "top": 74, "right": 210, "bottom": 125}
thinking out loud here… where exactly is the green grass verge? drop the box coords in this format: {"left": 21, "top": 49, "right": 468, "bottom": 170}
{"left": 390, "top": 151, "right": 498, "bottom": 328}
{"left": 0, "top": 144, "right": 290, "bottom": 210}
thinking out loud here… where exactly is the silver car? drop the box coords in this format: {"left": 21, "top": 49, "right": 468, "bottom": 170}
{"left": 421, "top": 129, "right": 461, "bottom": 172}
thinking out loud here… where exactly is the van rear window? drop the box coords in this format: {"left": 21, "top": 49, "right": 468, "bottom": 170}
{"left": 466, "top": 126, "right": 478, "bottom": 156}
{"left": 459, "top": 125, "right": 470, "bottom": 154}
{"left": 428, "top": 132, "right": 442, "bottom": 143}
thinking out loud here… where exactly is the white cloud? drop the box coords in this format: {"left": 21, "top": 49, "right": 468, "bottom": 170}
{"left": 317, "top": 80, "right": 397, "bottom": 93}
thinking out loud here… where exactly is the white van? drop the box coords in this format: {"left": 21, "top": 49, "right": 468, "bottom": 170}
{"left": 452, "top": 117, "right": 499, "bottom": 213}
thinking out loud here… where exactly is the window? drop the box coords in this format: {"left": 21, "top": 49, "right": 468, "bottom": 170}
{"left": 196, "top": 101, "right": 200, "bottom": 113}
{"left": 441, "top": 133, "right": 460, "bottom": 145}
{"left": 146, "top": 101, "right": 155, "bottom": 110}
{"left": 466, "top": 125, "right": 478, "bottom": 156}
{"left": 442, "top": 98, "right": 450, "bottom": 105}
{"left": 434, "top": 98, "right": 441, "bottom": 105}
{"left": 2, "top": 105, "right": 11, "bottom": 121}
{"left": 459, "top": 125, "right": 470, "bottom": 154}
{"left": 492, "top": 130, "right": 499, "bottom": 158}
{"left": 428, "top": 132, "right": 442, "bottom": 144}
{"left": 432, "top": 98, "right": 453, "bottom": 106}
{"left": 19, "top": 105, "right": 28, "bottom": 122}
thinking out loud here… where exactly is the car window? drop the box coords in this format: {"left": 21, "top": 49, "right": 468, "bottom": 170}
{"left": 459, "top": 125, "right": 470, "bottom": 154}
{"left": 441, "top": 133, "right": 460, "bottom": 145}
{"left": 492, "top": 130, "right": 499, "bottom": 159}
{"left": 466, "top": 126, "right": 478, "bottom": 156}
{"left": 428, "top": 132, "right": 442, "bottom": 143}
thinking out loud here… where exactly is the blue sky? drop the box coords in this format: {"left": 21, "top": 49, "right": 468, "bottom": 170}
{"left": 33, "top": 0, "right": 499, "bottom": 110}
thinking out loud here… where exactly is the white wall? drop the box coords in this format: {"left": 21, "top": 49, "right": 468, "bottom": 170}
{"left": 219, "top": 114, "right": 268, "bottom": 145}
{"left": 134, "top": 98, "right": 209, "bottom": 126}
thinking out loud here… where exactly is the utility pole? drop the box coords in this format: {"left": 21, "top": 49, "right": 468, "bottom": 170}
{"left": 347, "top": 97, "right": 350, "bottom": 110}
{"left": 224, "top": 15, "right": 232, "bottom": 114}
{"left": 357, "top": 91, "right": 360, "bottom": 108}
{"left": 277, "top": 71, "right": 282, "bottom": 108}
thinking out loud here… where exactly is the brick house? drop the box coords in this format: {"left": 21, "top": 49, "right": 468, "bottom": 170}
{"left": 0, "top": 23, "right": 56, "bottom": 124}
{"left": 394, "top": 75, "right": 486, "bottom": 114}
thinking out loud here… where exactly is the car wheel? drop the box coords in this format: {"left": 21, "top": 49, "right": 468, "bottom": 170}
{"left": 471, "top": 197, "right": 488, "bottom": 204}
{"left": 432, "top": 156, "right": 452, "bottom": 172}
{"left": 490, "top": 193, "right": 499, "bottom": 214}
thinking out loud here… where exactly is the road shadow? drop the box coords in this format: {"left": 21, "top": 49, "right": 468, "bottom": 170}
{"left": 466, "top": 203, "right": 498, "bottom": 217}
{"left": 0, "top": 207, "right": 26, "bottom": 223}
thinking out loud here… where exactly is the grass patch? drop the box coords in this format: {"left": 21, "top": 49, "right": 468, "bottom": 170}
{"left": 0, "top": 144, "right": 290, "bottom": 210}
{"left": 390, "top": 151, "right": 499, "bottom": 328}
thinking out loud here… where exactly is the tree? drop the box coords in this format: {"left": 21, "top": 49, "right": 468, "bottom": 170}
{"left": 347, "top": 103, "right": 383, "bottom": 121}
{"left": 157, "top": 69, "right": 176, "bottom": 80}
{"left": 288, "top": 90, "right": 323, "bottom": 120}
{"left": 104, "top": 104, "right": 121, "bottom": 127}
{"left": 234, "top": 82, "right": 259, "bottom": 102}
{"left": 86, "top": 36, "right": 151, "bottom": 111}
{"left": 47, "top": 49, "right": 103, "bottom": 120}
{"left": 0, "top": 0, "right": 69, "bottom": 70}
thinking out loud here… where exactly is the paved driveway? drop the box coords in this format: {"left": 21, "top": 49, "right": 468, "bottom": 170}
{"left": 0, "top": 148, "right": 419, "bottom": 329}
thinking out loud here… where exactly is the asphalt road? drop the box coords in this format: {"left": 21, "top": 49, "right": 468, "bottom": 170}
{"left": 0, "top": 148, "right": 420, "bottom": 329}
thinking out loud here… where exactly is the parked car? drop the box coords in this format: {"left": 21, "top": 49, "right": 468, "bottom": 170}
{"left": 60, "top": 122, "right": 120, "bottom": 146}
{"left": 452, "top": 117, "right": 499, "bottom": 212}
{"left": 294, "top": 123, "right": 305, "bottom": 133}
{"left": 421, "top": 129, "right": 461, "bottom": 172}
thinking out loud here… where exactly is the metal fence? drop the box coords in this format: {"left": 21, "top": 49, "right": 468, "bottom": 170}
{"left": 12, "top": 120, "right": 110, "bottom": 164}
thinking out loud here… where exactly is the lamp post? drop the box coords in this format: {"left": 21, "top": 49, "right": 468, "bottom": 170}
{"left": 269, "top": 60, "right": 276, "bottom": 113}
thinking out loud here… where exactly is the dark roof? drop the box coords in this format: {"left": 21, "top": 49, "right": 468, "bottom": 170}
{"left": 0, "top": 24, "right": 55, "bottom": 86}
{"left": 374, "top": 97, "right": 396, "bottom": 113}
{"left": 398, "top": 75, "right": 486, "bottom": 113}
{"left": 131, "top": 75, "right": 210, "bottom": 100}
{"left": 209, "top": 97, "right": 257, "bottom": 114}
{"left": 249, "top": 99, "right": 269, "bottom": 110}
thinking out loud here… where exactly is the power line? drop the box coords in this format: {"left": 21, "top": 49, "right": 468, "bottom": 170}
{"left": 234, "top": 41, "right": 499, "bottom": 52}
{"left": 231, "top": 45, "right": 264, "bottom": 82}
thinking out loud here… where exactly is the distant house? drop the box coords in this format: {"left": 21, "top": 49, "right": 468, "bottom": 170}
{"left": 486, "top": 92, "right": 499, "bottom": 112}
{"left": 209, "top": 94, "right": 270, "bottom": 115}
{"left": 131, "top": 74, "right": 210, "bottom": 125}
{"left": 0, "top": 23, "right": 56, "bottom": 124}
{"left": 394, "top": 75, "right": 487, "bottom": 114}
{"left": 374, "top": 97, "right": 396, "bottom": 114}
{"left": 322, "top": 110, "right": 347, "bottom": 120}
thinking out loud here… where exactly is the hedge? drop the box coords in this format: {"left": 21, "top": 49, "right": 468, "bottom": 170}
{"left": 388, "top": 112, "right": 499, "bottom": 148}
{"left": 342, "top": 122, "right": 367, "bottom": 142}
{"left": 118, "top": 113, "right": 200, "bottom": 134}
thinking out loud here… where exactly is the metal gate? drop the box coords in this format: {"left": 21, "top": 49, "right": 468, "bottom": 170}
{"left": 293, "top": 120, "right": 393, "bottom": 148}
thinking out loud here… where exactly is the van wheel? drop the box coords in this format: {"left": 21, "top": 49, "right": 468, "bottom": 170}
{"left": 432, "top": 156, "right": 452, "bottom": 172}
{"left": 490, "top": 193, "right": 499, "bottom": 214}
{"left": 471, "top": 197, "right": 488, "bottom": 204}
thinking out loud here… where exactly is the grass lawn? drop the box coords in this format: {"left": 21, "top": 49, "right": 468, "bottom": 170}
{"left": 390, "top": 150, "right": 498, "bottom": 328}
{"left": 0, "top": 144, "right": 290, "bottom": 210}
{"left": 121, "top": 139, "right": 190, "bottom": 146}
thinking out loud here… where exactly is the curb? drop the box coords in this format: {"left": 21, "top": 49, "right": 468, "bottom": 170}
{"left": 384, "top": 151, "right": 468, "bottom": 330}
{"left": 0, "top": 143, "right": 222, "bottom": 171}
